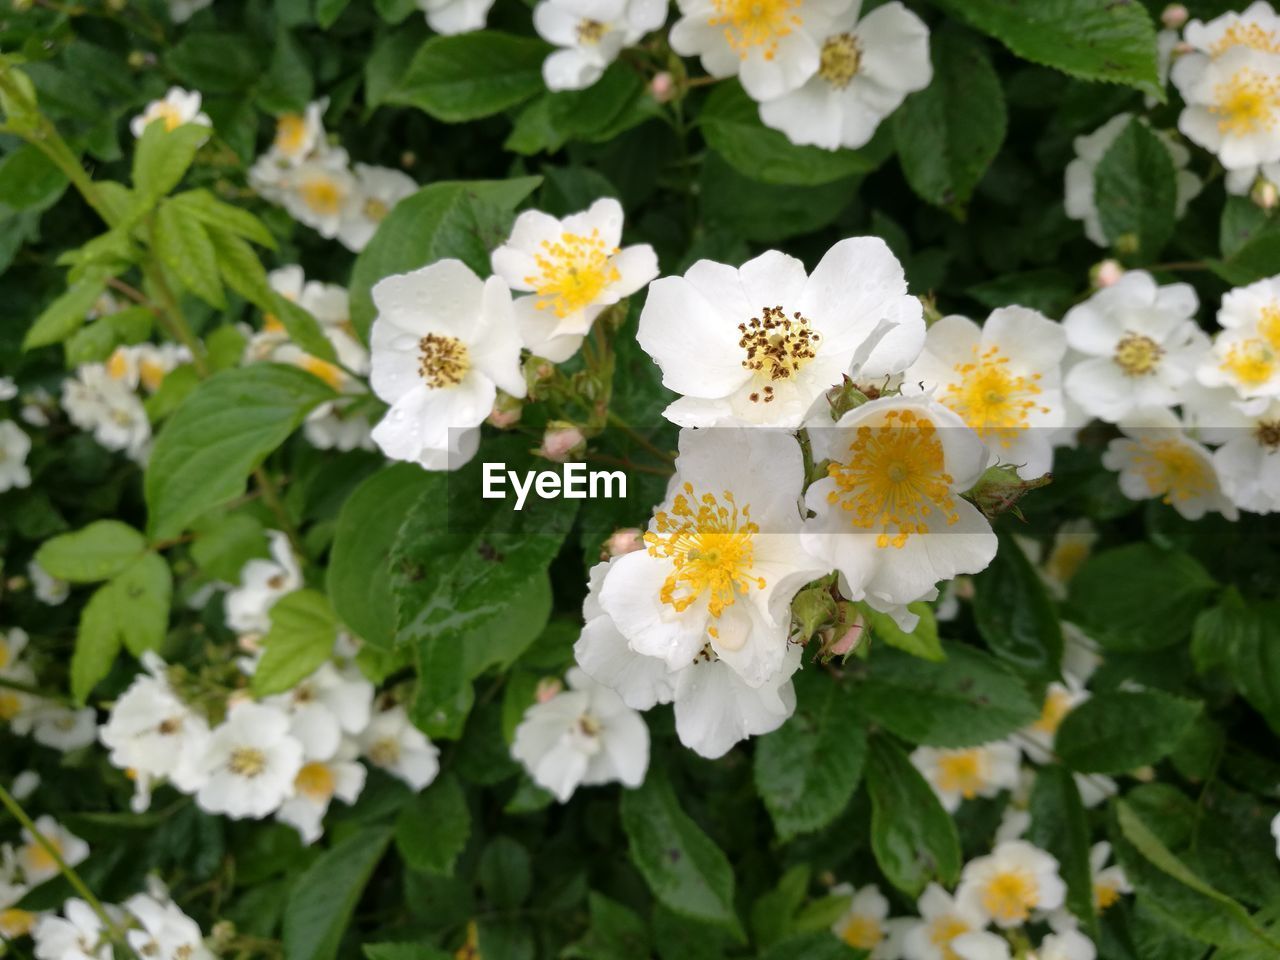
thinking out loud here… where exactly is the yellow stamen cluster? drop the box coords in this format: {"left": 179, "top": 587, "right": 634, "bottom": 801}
{"left": 1212, "top": 68, "right": 1280, "bottom": 136}
{"left": 1032, "top": 687, "right": 1072, "bottom": 736}
{"left": 827, "top": 408, "right": 958, "bottom": 549}
{"left": 228, "top": 747, "right": 268, "bottom": 778}
{"left": 525, "top": 229, "right": 620, "bottom": 319}
{"left": 1094, "top": 881, "right": 1122, "bottom": 911}
{"left": 576, "top": 19, "right": 607, "bottom": 44}
{"left": 301, "top": 355, "right": 347, "bottom": 390}
{"left": 295, "top": 761, "right": 337, "bottom": 799}
{"left": 739, "top": 305, "right": 820, "bottom": 401}
{"left": 1211, "top": 22, "right": 1280, "bottom": 56}
{"left": 368, "top": 738, "right": 401, "bottom": 767}
{"left": 298, "top": 176, "right": 346, "bottom": 216}
{"left": 935, "top": 749, "right": 986, "bottom": 798}
{"left": 275, "top": 113, "right": 309, "bottom": 155}
{"left": 417, "top": 334, "right": 471, "bottom": 389}
{"left": 928, "top": 915, "right": 972, "bottom": 960}
{"left": 644, "top": 483, "right": 765, "bottom": 618}
{"left": 1114, "top": 332, "right": 1163, "bottom": 376}
{"left": 943, "top": 345, "right": 1046, "bottom": 447}
{"left": 708, "top": 0, "right": 803, "bottom": 61}
{"left": 1220, "top": 337, "right": 1277, "bottom": 387}
{"left": 841, "top": 915, "right": 883, "bottom": 950}
{"left": 1256, "top": 419, "right": 1280, "bottom": 449}
{"left": 819, "top": 33, "right": 862, "bottom": 88}
{"left": 1131, "top": 438, "right": 1214, "bottom": 505}
{"left": 981, "top": 869, "right": 1039, "bottom": 924}
{"left": 364, "top": 197, "right": 390, "bottom": 221}
{"left": 145, "top": 102, "right": 185, "bottom": 132}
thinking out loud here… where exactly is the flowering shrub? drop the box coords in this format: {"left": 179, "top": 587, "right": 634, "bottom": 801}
{"left": 2, "top": 1, "right": 1280, "bottom": 959}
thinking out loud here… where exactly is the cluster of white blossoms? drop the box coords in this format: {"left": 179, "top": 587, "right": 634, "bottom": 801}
{"left": 0, "top": 628, "right": 98, "bottom": 755}
{"left": 533, "top": 0, "right": 668, "bottom": 91}
{"left": 0, "top": 816, "right": 93, "bottom": 945}
{"left": 249, "top": 99, "right": 417, "bottom": 252}
{"left": 367, "top": 198, "right": 657, "bottom": 470}
{"left": 671, "top": 0, "right": 932, "bottom": 150}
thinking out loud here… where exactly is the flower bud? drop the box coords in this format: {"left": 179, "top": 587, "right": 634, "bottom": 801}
{"left": 952, "top": 575, "right": 975, "bottom": 601}
{"left": 650, "top": 72, "right": 675, "bottom": 103}
{"left": 1161, "top": 4, "right": 1188, "bottom": 29}
{"left": 236, "top": 633, "right": 263, "bottom": 654}
{"left": 964, "top": 463, "right": 1053, "bottom": 520}
{"left": 825, "top": 617, "right": 865, "bottom": 657}
{"left": 535, "top": 678, "right": 563, "bottom": 703}
{"left": 1252, "top": 178, "right": 1278, "bottom": 211}
{"left": 604, "top": 527, "right": 644, "bottom": 558}
{"left": 1091, "top": 258, "right": 1125, "bottom": 288}
{"left": 487, "top": 391, "right": 523, "bottom": 429}
{"left": 540, "top": 422, "right": 586, "bottom": 463}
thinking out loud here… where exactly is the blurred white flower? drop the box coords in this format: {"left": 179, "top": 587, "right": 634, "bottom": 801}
{"left": 278, "top": 148, "right": 356, "bottom": 239}
{"left": 124, "top": 893, "right": 214, "bottom": 960}
{"left": 276, "top": 740, "right": 366, "bottom": 844}
{"left": 1198, "top": 275, "right": 1280, "bottom": 399}
{"left": 955, "top": 839, "right": 1067, "bottom": 929}
{"left": 951, "top": 931, "right": 1011, "bottom": 960}
{"left": 533, "top": 0, "right": 668, "bottom": 91}
{"left": 30, "top": 706, "right": 98, "bottom": 753}
{"left": 902, "top": 883, "right": 987, "bottom": 960}
{"left": 909, "top": 742, "right": 1021, "bottom": 813}
{"left": 267, "top": 662, "right": 374, "bottom": 760}
{"left": 195, "top": 702, "right": 305, "bottom": 819}
{"left": 337, "top": 163, "right": 418, "bottom": 252}
{"left": 19, "top": 818, "right": 90, "bottom": 886}
{"left": 1019, "top": 676, "right": 1089, "bottom": 764}
{"left": 831, "top": 884, "right": 905, "bottom": 958}
{"left": 0, "top": 420, "right": 32, "bottom": 492}
{"left": 1088, "top": 841, "right": 1131, "bottom": 913}
{"left": 27, "top": 560, "right": 67, "bottom": 606}
{"left": 129, "top": 87, "right": 211, "bottom": 139}
{"left": 417, "top": 0, "right": 496, "bottom": 34}
{"left": 358, "top": 706, "right": 440, "bottom": 790}
{"left": 225, "top": 530, "right": 302, "bottom": 635}
{"left": 32, "top": 899, "right": 109, "bottom": 960}
{"left": 61, "top": 365, "right": 151, "bottom": 463}
{"left": 0, "top": 376, "right": 17, "bottom": 400}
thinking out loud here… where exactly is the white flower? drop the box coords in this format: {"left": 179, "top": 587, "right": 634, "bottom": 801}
{"left": 831, "top": 884, "right": 905, "bottom": 958}
{"left": 1037, "top": 928, "right": 1096, "bottom": 960}
{"left": 492, "top": 198, "right": 658, "bottom": 362}
{"left": 124, "top": 893, "right": 214, "bottom": 960}
{"left": 534, "top": 0, "right": 668, "bottom": 91}
{"left": 802, "top": 394, "right": 997, "bottom": 614}
{"left": 909, "top": 742, "right": 1021, "bottom": 813}
{"left": 32, "top": 900, "right": 110, "bottom": 960}
{"left": 129, "top": 87, "right": 211, "bottom": 139}
{"left": 637, "top": 238, "right": 924, "bottom": 428}
{"left": 995, "top": 807, "right": 1031, "bottom": 844}
{"left": 225, "top": 530, "right": 302, "bottom": 635}
{"left": 1062, "top": 270, "right": 1207, "bottom": 423}
{"left": 106, "top": 343, "right": 192, "bottom": 394}
{"left": 0, "top": 420, "right": 31, "bottom": 492}
{"left": 0, "top": 376, "right": 17, "bottom": 400}
{"left": 0, "top": 630, "right": 36, "bottom": 729}
{"left": 1101, "top": 408, "right": 1238, "bottom": 520}
{"left": 1174, "top": 44, "right": 1280, "bottom": 172}
{"left": 195, "top": 702, "right": 305, "bottom": 819}
{"left": 1198, "top": 275, "right": 1280, "bottom": 398}
{"left": 512, "top": 667, "right": 649, "bottom": 802}
{"left": 1064, "top": 114, "right": 1202, "bottom": 246}
{"left": 1271, "top": 809, "right": 1280, "bottom": 859}
{"left": 264, "top": 99, "right": 328, "bottom": 169}
{"left": 758, "top": 1, "right": 931, "bottom": 150}
{"left": 1019, "top": 677, "right": 1089, "bottom": 764}
{"left": 1199, "top": 395, "right": 1280, "bottom": 513}
{"left": 902, "top": 883, "right": 987, "bottom": 960}
{"left": 369, "top": 260, "right": 526, "bottom": 471}
{"left": 61, "top": 365, "right": 151, "bottom": 463}
{"left": 417, "top": 0, "right": 495, "bottom": 34}
{"left": 276, "top": 740, "right": 367, "bottom": 845}
{"left": 19, "top": 818, "right": 90, "bottom": 886}
{"left": 903, "top": 307, "right": 1066, "bottom": 479}
{"left": 27, "top": 560, "right": 67, "bottom": 606}
{"left": 12, "top": 770, "right": 40, "bottom": 801}
{"left": 30, "top": 706, "right": 98, "bottom": 753}
{"left": 279, "top": 148, "right": 356, "bottom": 239}
{"left": 956, "top": 840, "right": 1067, "bottom": 929}
{"left": 1088, "top": 841, "right": 1131, "bottom": 913}
{"left": 951, "top": 931, "right": 1011, "bottom": 960}
{"left": 358, "top": 706, "right": 440, "bottom": 790}
{"left": 1061, "top": 622, "right": 1102, "bottom": 683}
{"left": 337, "top": 163, "right": 418, "bottom": 252}
{"left": 267, "top": 662, "right": 374, "bottom": 761}
{"left": 670, "top": 0, "right": 852, "bottom": 101}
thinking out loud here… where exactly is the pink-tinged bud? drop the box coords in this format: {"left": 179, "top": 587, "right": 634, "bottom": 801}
{"left": 605, "top": 528, "right": 644, "bottom": 558}
{"left": 1161, "top": 4, "right": 1188, "bottom": 29}
{"left": 540, "top": 423, "right": 586, "bottom": 463}
{"left": 237, "top": 633, "right": 263, "bottom": 654}
{"left": 1093, "top": 259, "right": 1125, "bottom": 288}
{"left": 650, "top": 72, "right": 675, "bottom": 103}
{"left": 952, "top": 575, "right": 975, "bottom": 601}
{"left": 1252, "top": 178, "right": 1279, "bottom": 211}
{"left": 487, "top": 392, "right": 523, "bottom": 429}
{"left": 828, "top": 618, "right": 865, "bottom": 657}
{"left": 535, "top": 678, "right": 563, "bottom": 703}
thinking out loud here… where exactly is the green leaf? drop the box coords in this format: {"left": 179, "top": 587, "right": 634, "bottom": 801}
{"left": 394, "top": 773, "right": 470, "bottom": 875}
{"left": 388, "top": 31, "right": 550, "bottom": 123}
{"left": 1028, "top": 765, "right": 1097, "bottom": 936}
{"left": 316, "top": 0, "right": 353, "bottom": 28}
{"left": 929, "top": 0, "right": 1162, "bottom": 100}
{"left": 699, "top": 152, "right": 859, "bottom": 244}
{"left": 1055, "top": 690, "right": 1201, "bottom": 773}
{"left": 1212, "top": 227, "right": 1280, "bottom": 286}
{"left": 348, "top": 177, "right": 542, "bottom": 339}
{"left": 1068, "top": 545, "right": 1215, "bottom": 652}
{"left": 1094, "top": 117, "right": 1177, "bottom": 258}
{"left": 328, "top": 465, "right": 437, "bottom": 650}
{"left": 190, "top": 512, "right": 267, "bottom": 584}
{"left": 71, "top": 553, "right": 172, "bottom": 701}
{"left": 35, "top": 520, "right": 147, "bottom": 583}
{"left": 865, "top": 735, "right": 962, "bottom": 897}
{"left": 132, "top": 121, "right": 210, "bottom": 202}
{"left": 364, "top": 946, "right": 450, "bottom": 960}
{"left": 564, "top": 893, "right": 650, "bottom": 960}
{"left": 153, "top": 200, "right": 226, "bottom": 309}
{"left": 700, "top": 80, "right": 893, "bottom": 186}
{"left": 479, "top": 837, "right": 532, "bottom": 909}
{"left": 893, "top": 29, "right": 1006, "bottom": 211}
{"left": 168, "top": 189, "right": 276, "bottom": 248}
{"left": 0, "top": 143, "right": 68, "bottom": 211}
{"left": 620, "top": 773, "right": 743, "bottom": 939}
{"left": 282, "top": 825, "right": 393, "bottom": 960}
{"left": 268, "top": 293, "right": 340, "bottom": 365}
{"left": 972, "top": 530, "right": 1063, "bottom": 678}
{"left": 252, "top": 590, "right": 339, "bottom": 697}
{"left": 757, "top": 934, "right": 863, "bottom": 960}
{"left": 72, "top": 584, "right": 125, "bottom": 703}
{"left": 753, "top": 674, "right": 868, "bottom": 841}
{"left": 258, "top": 27, "right": 313, "bottom": 114}
{"left": 861, "top": 601, "right": 943, "bottom": 661}
{"left": 857, "top": 644, "right": 1039, "bottom": 747}
{"left": 24, "top": 272, "right": 109, "bottom": 350}
{"left": 145, "top": 364, "right": 335, "bottom": 540}
{"left": 65, "top": 305, "right": 153, "bottom": 367}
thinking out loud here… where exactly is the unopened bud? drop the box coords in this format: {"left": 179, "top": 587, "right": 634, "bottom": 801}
{"left": 12, "top": 0, "right": 35, "bottom": 10}
{"left": 604, "top": 527, "right": 644, "bottom": 558}
{"left": 952, "top": 575, "right": 975, "bottom": 601}
{"left": 920, "top": 294, "right": 943, "bottom": 328}
{"left": 1252, "top": 178, "right": 1278, "bottom": 211}
{"left": 535, "top": 678, "right": 563, "bottom": 703}
{"left": 826, "top": 617, "right": 865, "bottom": 657}
{"left": 650, "top": 72, "right": 675, "bottom": 103}
{"left": 1092, "top": 258, "right": 1125, "bottom": 288}
{"left": 236, "top": 633, "right": 263, "bottom": 654}
{"left": 400, "top": 150, "right": 416, "bottom": 168}
{"left": 540, "top": 422, "right": 586, "bottom": 463}
{"left": 127, "top": 50, "right": 148, "bottom": 70}
{"left": 1161, "top": 4, "right": 1188, "bottom": 29}
{"left": 210, "top": 921, "right": 236, "bottom": 951}
{"left": 487, "top": 392, "right": 523, "bottom": 429}
{"left": 1132, "top": 765, "right": 1157, "bottom": 782}
{"left": 826, "top": 375, "right": 872, "bottom": 421}
{"left": 791, "top": 584, "right": 837, "bottom": 642}
{"left": 965, "top": 464, "right": 1053, "bottom": 520}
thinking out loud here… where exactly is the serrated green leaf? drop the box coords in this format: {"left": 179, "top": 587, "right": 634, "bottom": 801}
{"left": 132, "top": 121, "right": 210, "bottom": 201}
{"left": 1055, "top": 690, "right": 1201, "bottom": 773}
{"left": 70, "top": 552, "right": 171, "bottom": 701}
{"left": 65, "top": 305, "right": 153, "bottom": 367}
{"left": 388, "top": 31, "right": 550, "bottom": 123}
{"left": 1094, "top": 117, "right": 1177, "bottom": 258}
{"left": 394, "top": 773, "right": 470, "bottom": 875}
{"left": 153, "top": 201, "right": 225, "bottom": 309}
{"left": 0, "top": 142, "right": 68, "bottom": 211}
{"left": 1028, "top": 765, "right": 1097, "bottom": 936}
{"left": 282, "top": 825, "right": 392, "bottom": 960}
{"left": 972, "top": 530, "right": 1063, "bottom": 678}
{"left": 36, "top": 520, "right": 147, "bottom": 582}
{"left": 169, "top": 189, "right": 276, "bottom": 248}
{"left": 24, "top": 273, "right": 110, "bottom": 349}
{"left": 862, "top": 601, "right": 944, "bottom": 661}
{"left": 252, "top": 590, "right": 339, "bottom": 697}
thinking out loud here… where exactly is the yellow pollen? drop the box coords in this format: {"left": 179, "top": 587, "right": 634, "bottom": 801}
{"left": 301, "top": 355, "right": 346, "bottom": 390}
{"left": 298, "top": 176, "right": 345, "bottom": 216}
{"left": 140, "top": 358, "right": 167, "bottom": 392}
{"left": 368, "top": 737, "right": 400, "bottom": 767}
{"left": 644, "top": 483, "right": 765, "bottom": 618}
{"left": 929, "top": 915, "right": 972, "bottom": 960}
{"left": 263, "top": 313, "right": 287, "bottom": 334}
{"left": 819, "top": 33, "right": 862, "bottom": 88}
{"left": 981, "top": 869, "right": 1039, "bottom": 924}
{"left": 0, "top": 908, "right": 36, "bottom": 938}
{"left": 145, "top": 102, "right": 185, "bottom": 132}
{"left": 275, "top": 113, "right": 309, "bottom": 156}
{"left": 0, "top": 692, "right": 20, "bottom": 720}
{"left": 739, "top": 306, "right": 820, "bottom": 400}
{"left": 1094, "top": 881, "right": 1121, "bottom": 911}
{"left": 417, "top": 334, "right": 471, "bottom": 388}
{"left": 577, "top": 18, "right": 607, "bottom": 43}
{"left": 1212, "top": 68, "right": 1280, "bottom": 136}
{"left": 524, "top": 229, "right": 620, "bottom": 319}
{"left": 295, "top": 761, "right": 337, "bottom": 800}
{"left": 228, "top": 746, "right": 268, "bottom": 778}
{"left": 827, "top": 408, "right": 958, "bottom": 549}
{"left": 935, "top": 749, "right": 986, "bottom": 798}
{"left": 1130, "top": 438, "right": 1214, "bottom": 505}
{"left": 1259, "top": 304, "right": 1280, "bottom": 348}
{"left": 709, "top": 0, "right": 803, "bottom": 61}
{"left": 1211, "top": 22, "right": 1280, "bottom": 56}
{"left": 944, "top": 345, "right": 1046, "bottom": 447}
{"left": 1114, "top": 332, "right": 1163, "bottom": 376}
{"left": 1033, "top": 687, "right": 1072, "bottom": 736}
{"left": 1256, "top": 419, "right": 1280, "bottom": 449}
{"left": 363, "top": 196, "right": 390, "bottom": 221}
{"left": 841, "top": 915, "right": 883, "bottom": 950}
{"left": 23, "top": 837, "right": 62, "bottom": 875}
{"left": 1220, "top": 337, "right": 1277, "bottom": 387}
{"left": 107, "top": 348, "right": 131, "bottom": 381}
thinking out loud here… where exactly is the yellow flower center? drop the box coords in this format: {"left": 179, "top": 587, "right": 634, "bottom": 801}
{"left": 1131, "top": 439, "right": 1214, "bottom": 505}
{"left": 981, "top": 869, "right": 1039, "bottom": 924}
{"left": 644, "top": 484, "right": 765, "bottom": 621}
{"left": 841, "top": 915, "right": 883, "bottom": 950}
{"left": 739, "top": 306, "right": 820, "bottom": 403}
{"left": 368, "top": 737, "right": 401, "bottom": 767}
{"left": 417, "top": 334, "right": 471, "bottom": 389}
{"left": 577, "top": 18, "right": 607, "bottom": 43}
{"left": 1113, "top": 333, "right": 1163, "bottom": 376}
{"left": 298, "top": 175, "right": 346, "bottom": 216}
{"left": 145, "top": 102, "right": 185, "bottom": 132}
{"left": 525, "top": 230, "right": 620, "bottom": 319}
{"left": 709, "top": 0, "right": 803, "bottom": 61}
{"left": 819, "top": 33, "right": 862, "bottom": 88}
{"left": 107, "top": 348, "right": 131, "bottom": 381}
{"left": 228, "top": 746, "right": 268, "bottom": 778}
{"left": 1094, "top": 881, "right": 1121, "bottom": 911}
{"left": 930, "top": 915, "right": 972, "bottom": 960}
{"left": 23, "top": 837, "right": 62, "bottom": 875}
{"left": 935, "top": 749, "right": 986, "bottom": 798}
{"left": 0, "top": 908, "right": 36, "bottom": 938}
{"left": 827, "top": 408, "right": 958, "bottom": 549}
{"left": 1259, "top": 304, "right": 1280, "bottom": 347}
{"left": 140, "top": 358, "right": 168, "bottom": 392}
{"left": 0, "top": 691, "right": 20, "bottom": 720}
{"left": 1212, "top": 68, "right": 1280, "bottom": 135}
{"left": 1211, "top": 22, "right": 1280, "bottom": 56}
{"left": 275, "top": 113, "right": 310, "bottom": 156}
{"left": 1220, "top": 337, "right": 1277, "bottom": 387}
{"left": 943, "top": 346, "right": 1046, "bottom": 447}
{"left": 301, "top": 355, "right": 346, "bottom": 390}
{"left": 1032, "top": 687, "right": 1072, "bottom": 736}
{"left": 295, "top": 761, "right": 337, "bottom": 800}
{"left": 364, "top": 196, "right": 390, "bottom": 221}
